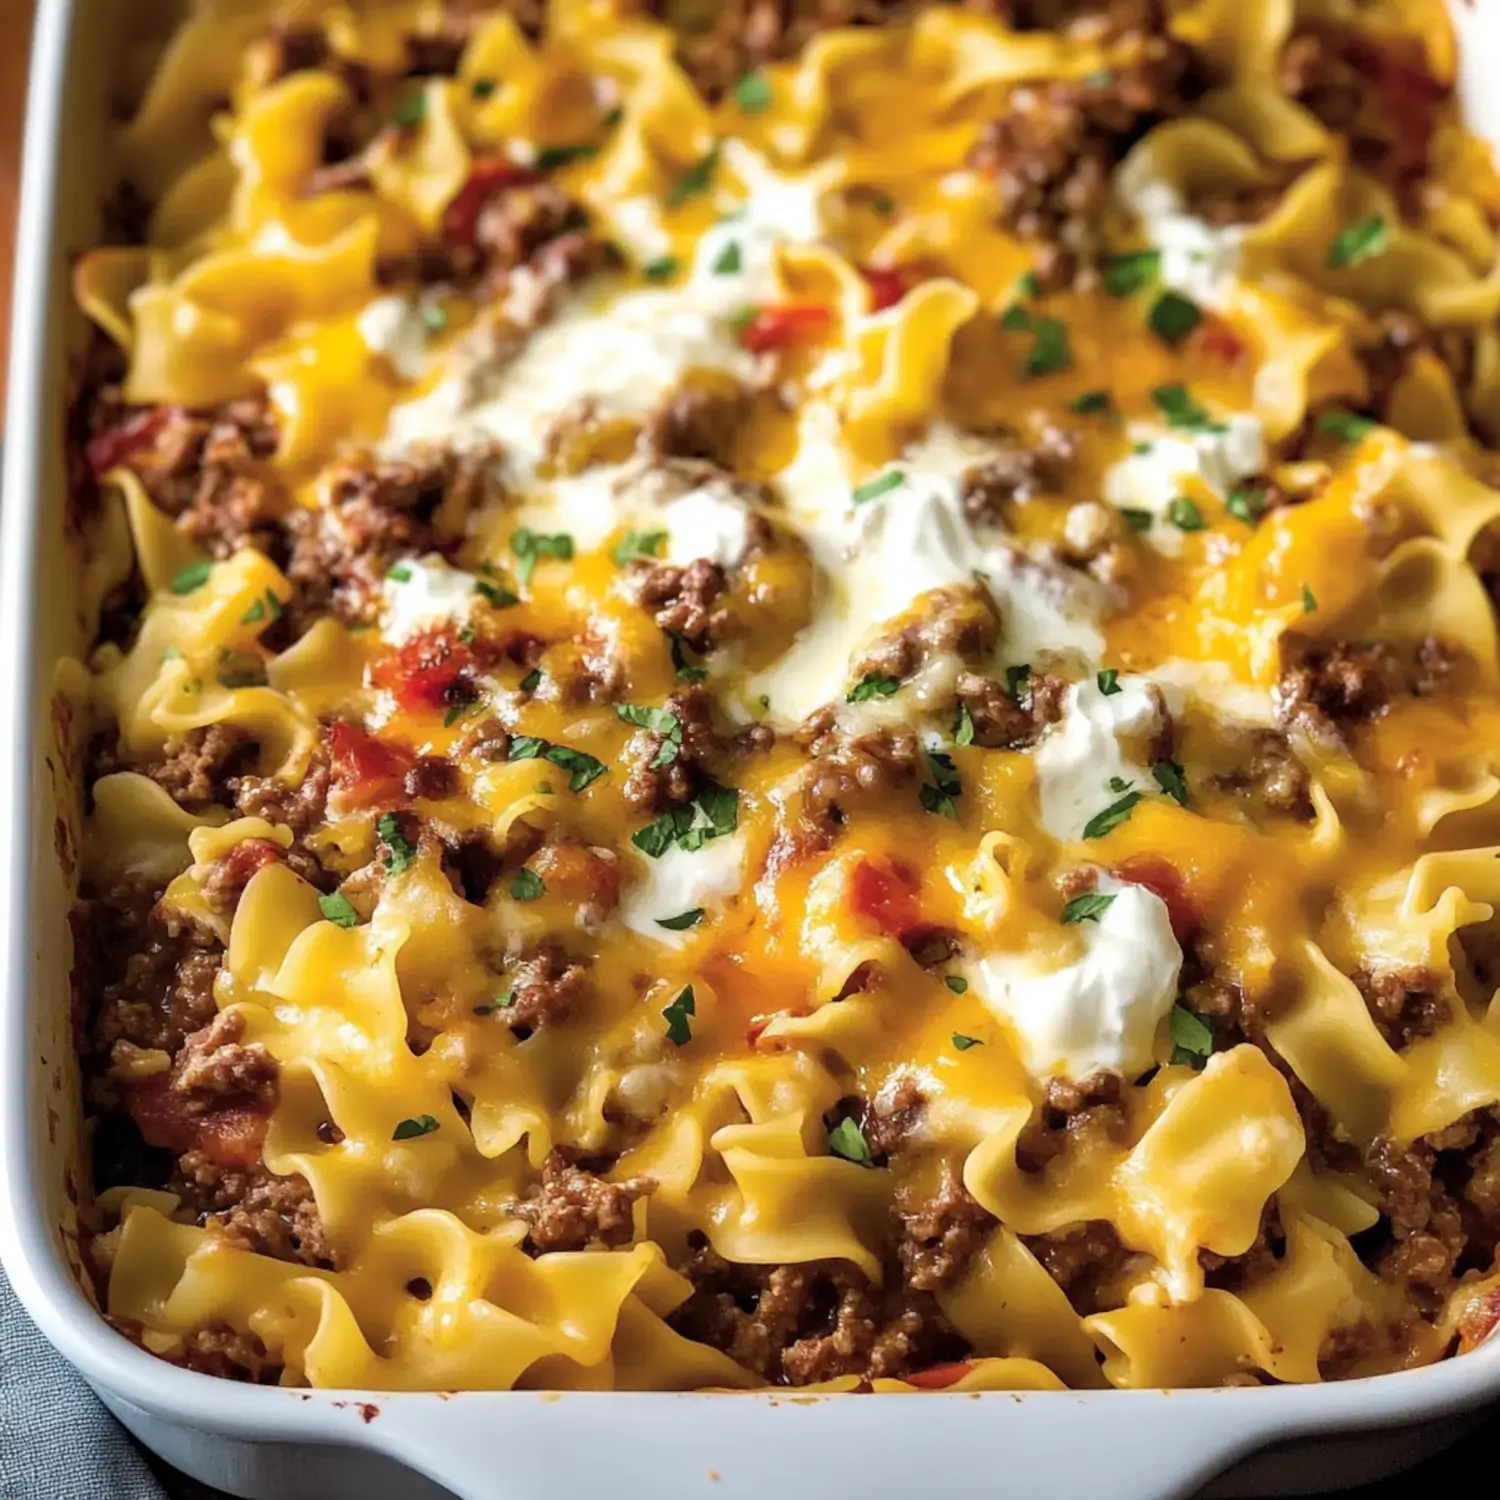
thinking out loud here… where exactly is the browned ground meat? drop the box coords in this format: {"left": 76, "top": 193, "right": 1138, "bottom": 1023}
{"left": 644, "top": 380, "right": 750, "bottom": 468}
{"left": 508, "top": 1147, "right": 655, "bottom": 1253}
{"left": 1209, "top": 727, "right": 1313, "bottom": 821}
{"left": 1354, "top": 965, "right": 1448, "bottom": 1051}
{"left": 628, "top": 557, "right": 729, "bottom": 652}
{"left": 1023, "top": 1220, "right": 1130, "bottom": 1315}
{"left": 893, "top": 1161, "right": 995, "bottom": 1291}
{"left": 1015, "top": 1072, "right": 1127, "bottom": 1175}
{"left": 170, "top": 1011, "right": 278, "bottom": 1108}
{"left": 230, "top": 749, "right": 332, "bottom": 843}
{"left": 852, "top": 1076, "right": 928, "bottom": 1160}
{"left": 669, "top": 1236, "right": 968, "bottom": 1384}
{"left": 795, "top": 717, "right": 923, "bottom": 823}
{"left": 960, "top": 430, "right": 1077, "bottom": 523}
{"left": 404, "top": 754, "right": 460, "bottom": 801}
{"left": 1354, "top": 310, "right": 1474, "bottom": 425}
{"left": 473, "top": 182, "right": 586, "bottom": 274}
{"left": 1200, "top": 1204, "right": 1284, "bottom": 1293}
{"left": 284, "top": 447, "right": 499, "bottom": 628}
{"left": 501, "top": 943, "right": 590, "bottom": 1032}
{"left": 176, "top": 1323, "right": 283, "bottom": 1383}
{"left": 955, "top": 668, "right": 1066, "bottom": 749}
{"left": 175, "top": 1152, "right": 335, "bottom": 1268}
{"left": 621, "top": 686, "right": 722, "bottom": 811}
{"left": 853, "top": 584, "right": 1000, "bottom": 684}
{"left": 1275, "top": 639, "right": 1405, "bottom": 742}
{"left": 144, "top": 725, "right": 256, "bottom": 812}
{"left": 966, "top": 1, "right": 1203, "bottom": 284}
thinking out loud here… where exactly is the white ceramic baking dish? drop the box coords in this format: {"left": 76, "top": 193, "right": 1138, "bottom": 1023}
{"left": 6, "top": 3, "right": 1500, "bottom": 1497}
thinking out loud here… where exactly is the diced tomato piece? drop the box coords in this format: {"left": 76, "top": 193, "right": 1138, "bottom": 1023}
{"left": 217, "top": 838, "right": 285, "bottom": 888}
{"left": 443, "top": 157, "right": 541, "bottom": 250}
{"left": 859, "top": 265, "right": 910, "bottom": 313}
{"left": 125, "top": 1074, "right": 269, "bottom": 1170}
{"left": 848, "top": 857, "right": 923, "bottom": 939}
{"left": 736, "top": 303, "right": 831, "bottom": 354}
{"left": 531, "top": 842, "right": 622, "bottom": 913}
{"left": 1370, "top": 38, "right": 1445, "bottom": 177}
{"left": 85, "top": 406, "right": 172, "bottom": 480}
{"left": 371, "top": 628, "right": 477, "bottom": 715}
{"left": 327, "top": 721, "right": 413, "bottom": 805}
{"left": 1458, "top": 1287, "right": 1500, "bottom": 1353}
{"left": 1193, "top": 315, "right": 1248, "bottom": 367}
{"left": 1112, "top": 854, "right": 1198, "bottom": 942}
{"left": 905, "top": 1361, "right": 973, "bottom": 1390}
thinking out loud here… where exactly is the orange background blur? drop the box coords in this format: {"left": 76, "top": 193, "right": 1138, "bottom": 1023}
{"left": 0, "top": 0, "right": 37, "bottom": 408}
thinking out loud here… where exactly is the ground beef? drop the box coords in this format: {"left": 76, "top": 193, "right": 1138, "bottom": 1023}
{"left": 472, "top": 182, "right": 586, "bottom": 275}
{"left": 1353, "top": 310, "right": 1474, "bottom": 426}
{"left": 1200, "top": 1204, "right": 1284, "bottom": 1294}
{"left": 1353, "top": 965, "right": 1448, "bottom": 1052}
{"left": 501, "top": 943, "right": 590, "bottom": 1032}
{"left": 175, "top": 1151, "right": 334, "bottom": 1268}
{"left": 1023, "top": 1220, "right": 1130, "bottom": 1315}
{"left": 893, "top": 1161, "right": 995, "bottom": 1292}
{"left": 145, "top": 725, "right": 257, "bottom": 812}
{"left": 852, "top": 1076, "right": 928, "bottom": 1161}
{"left": 170, "top": 1011, "right": 278, "bottom": 1109}
{"left": 643, "top": 380, "right": 750, "bottom": 469}
{"left": 176, "top": 1324, "right": 282, "bottom": 1383}
{"left": 621, "top": 686, "right": 722, "bottom": 811}
{"left": 456, "top": 716, "right": 513, "bottom": 763}
{"left": 954, "top": 668, "right": 1066, "bottom": 749}
{"left": 1275, "top": 639, "right": 1404, "bottom": 743}
{"left": 508, "top": 1147, "right": 655, "bottom": 1253}
{"left": 795, "top": 717, "right": 923, "bottom": 823}
{"left": 966, "top": 0, "right": 1204, "bottom": 285}
{"left": 1015, "top": 1072, "right": 1127, "bottom": 1175}
{"left": 284, "top": 447, "right": 500, "bottom": 628}
{"left": 230, "top": 749, "right": 331, "bottom": 843}
{"left": 852, "top": 584, "right": 1000, "bottom": 684}
{"left": 404, "top": 754, "right": 459, "bottom": 801}
{"left": 1209, "top": 727, "right": 1314, "bottom": 822}
{"left": 669, "top": 1237, "right": 967, "bottom": 1385}
{"left": 628, "top": 557, "right": 729, "bottom": 652}
{"left": 960, "top": 430, "right": 1077, "bottom": 523}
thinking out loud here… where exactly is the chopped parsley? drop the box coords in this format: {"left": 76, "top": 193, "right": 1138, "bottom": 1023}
{"left": 1226, "top": 486, "right": 1267, "bottom": 525}
{"left": 1317, "top": 408, "right": 1376, "bottom": 443}
{"left": 826, "top": 1116, "right": 872, "bottom": 1166}
{"left": 611, "top": 530, "right": 667, "bottom": 567}
{"left": 1097, "top": 668, "right": 1121, "bottom": 695}
{"left": 1169, "top": 1005, "right": 1214, "bottom": 1067}
{"left": 658, "top": 908, "right": 705, "bottom": 932}
{"left": 1326, "top": 214, "right": 1389, "bottom": 270}
{"left": 1302, "top": 583, "right": 1318, "bottom": 614}
{"left": 847, "top": 672, "right": 900, "bottom": 702}
{"left": 507, "top": 736, "right": 607, "bottom": 792}
{"left": 1152, "top": 758, "right": 1190, "bottom": 807}
{"left": 1151, "top": 383, "right": 1225, "bottom": 433}
{"left": 852, "top": 469, "right": 904, "bottom": 505}
{"left": 471, "top": 78, "right": 498, "bottom": 101}
{"left": 377, "top": 812, "right": 418, "bottom": 875}
{"left": 392, "top": 1115, "right": 440, "bottom": 1141}
{"left": 510, "top": 868, "right": 545, "bottom": 902}
{"left": 667, "top": 145, "right": 720, "bottom": 208}
{"left": 1082, "top": 789, "right": 1143, "bottom": 840}
{"left": 442, "top": 700, "right": 481, "bottom": 728}
{"left": 951, "top": 1033, "right": 983, "bottom": 1052}
{"left": 1167, "top": 496, "right": 1206, "bottom": 532}
{"left": 1148, "top": 291, "right": 1202, "bottom": 347}
{"left": 474, "top": 578, "right": 518, "bottom": 608}
{"left": 391, "top": 92, "right": 427, "bottom": 130}
{"left": 215, "top": 651, "right": 265, "bottom": 689}
{"left": 945, "top": 975, "right": 969, "bottom": 995}
{"left": 1101, "top": 249, "right": 1161, "bottom": 297}
{"left": 171, "top": 560, "right": 213, "bottom": 595}
{"left": 732, "top": 69, "right": 773, "bottom": 115}
{"left": 1004, "top": 663, "right": 1031, "bottom": 701}
{"left": 472, "top": 989, "right": 514, "bottom": 1016}
{"left": 1062, "top": 891, "right": 1116, "bottom": 924}
{"left": 1120, "top": 507, "right": 1153, "bottom": 533}
{"left": 421, "top": 303, "right": 449, "bottom": 334}
{"left": 920, "top": 749, "right": 962, "bottom": 820}
{"left": 318, "top": 892, "right": 360, "bottom": 929}
{"left": 669, "top": 632, "right": 708, "bottom": 683}
{"left": 511, "top": 528, "right": 574, "bottom": 587}
{"left": 238, "top": 592, "right": 282, "bottom": 627}
{"left": 999, "top": 303, "right": 1073, "bottom": 378}
{"left": 643, "top": 255, "right": 680, "bottom": 283}
{"left": 1012, "top": 270, "right": 1042, "bottom": 302}
{"left": 633, "top": 783, "right": 740, "bottom": 857}
{"left": 662, "top": 985, "right": 696, "bottom": 1046}
{"left": 519, "top": 668, "right": 542, "bottom": 693}
{"left": 712, "top": 241, "right": 743, "bottom": 275}
{"left": 616, "top": 703, "right": 684, "bottom": 768}
{"left": 954, "top": 702, "right": 976, "bottom": 746}
{"left": 1069, "top": 389, "right": 1114, "bottom": 416}
{"left": 386, "top": 562, "right": 414, "bottom": 583}
{"left": 534, "top": 142, "right": 599, "bottom": 172}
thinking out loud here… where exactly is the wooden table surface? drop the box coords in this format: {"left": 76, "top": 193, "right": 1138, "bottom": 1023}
{"left": 0, "top": 3, "right": 1494, "bottom": 1496}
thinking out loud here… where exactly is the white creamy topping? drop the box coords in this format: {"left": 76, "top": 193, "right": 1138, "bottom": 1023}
{"left": 618, "top": 837, "right": 746, "bottom": 947}
{"left": 660, "top": 482, "right": 753, "bottom": 567}
{"left": 976, "top": 878, "right": 1182, "bottom": 1080}
{"left": 1115, "top": 173, "right": 1244, "bottom": 310}
{"left": 1104, "top": 416, "right": 1265, "bottom": 519}
{"left": 748, "top": 428, "right": 1105, "bottom": 722}
{"left": 1032, "top": 675, "right": 1163, "bottom": 843}
{"left": 381, "top": 555, "right": 480, "bottom": 644}
{"left": 385, "top": 287, "right": 753, "bottom": 482}
{"left": 358, "top": 295, "right": 431, "bottom": 382}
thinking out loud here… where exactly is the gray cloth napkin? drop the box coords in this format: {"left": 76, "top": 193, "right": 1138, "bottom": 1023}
{"left": 0, "top": 1258, "right": 166, "bottom": 1499}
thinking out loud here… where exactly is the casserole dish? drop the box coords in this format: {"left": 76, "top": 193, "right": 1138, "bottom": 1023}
{"left": 6, "top": 1, "right": 1500, "bottom": 1497}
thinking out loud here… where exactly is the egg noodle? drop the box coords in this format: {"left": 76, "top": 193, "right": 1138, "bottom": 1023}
{"left": 65, "top": 0, "right": 1500, "bottom": 1392}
